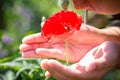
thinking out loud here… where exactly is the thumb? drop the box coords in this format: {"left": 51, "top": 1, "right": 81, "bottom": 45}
{"left": 86, "top": 57, "right": 106, "bottom": 72}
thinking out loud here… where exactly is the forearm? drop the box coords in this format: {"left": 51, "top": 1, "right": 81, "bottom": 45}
{"left": 99, "top": 26, "right": 120, "bottom": 44}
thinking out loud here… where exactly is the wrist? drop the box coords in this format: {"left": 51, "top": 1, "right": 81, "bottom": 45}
{"left": 99, "top": 27, "right": 120, "bottom": 44}
{"left": 82, "top": 24, "right": 109, "bottom": 44}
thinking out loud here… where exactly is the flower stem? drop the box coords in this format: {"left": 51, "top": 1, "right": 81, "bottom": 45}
{"left": 84, "top": 10, "right": 88, "bottom": 24}
{"left": 65, "top": 38, "right": 69, "bottom": 65}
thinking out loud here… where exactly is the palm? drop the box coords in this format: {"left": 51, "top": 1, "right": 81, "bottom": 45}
{"left": 49, "top": 36, "right": 98, "bottom": 63}
{"left": 20, "top": 25, "right": 103, "bottom": 63}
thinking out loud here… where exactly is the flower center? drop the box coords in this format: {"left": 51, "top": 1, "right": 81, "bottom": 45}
{"left": 64, "top": 26, "right": 71, "bottom": 31}
{"left": 64, "top": 23, "right": 72, "bottom": 31}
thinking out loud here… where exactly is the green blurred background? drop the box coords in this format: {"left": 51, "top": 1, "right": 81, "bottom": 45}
{"left": 0, "top": 0, "right": 120, "bottom": 80}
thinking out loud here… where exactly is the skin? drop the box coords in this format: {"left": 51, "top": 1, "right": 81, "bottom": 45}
{"left": 40, "top": 41, "right": 120, "bottom": 80}
{"left": 73, "top": 0, "right": 120, "bottom": 15}
{"left": 20, "top": 24, "right": 105, "bottom": 62}
{"left": 20, "top": 24, "right": 120, "bottom": 80}
{"left": 19, "top": 0, "right": 120, "bottom": 79}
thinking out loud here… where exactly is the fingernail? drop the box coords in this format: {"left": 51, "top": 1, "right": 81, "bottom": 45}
{"left": 22, "top": 50, "right": 38, "bottom": 58}
{"left": 41, "top": 59, "right": 49, "bottom": 69}
{"left": 45, "top": 71, "right": 52, "bottom": 77}
{"left": 35, "top": 48, "right": 39, "bottom": 54}
{"left": 36, "top": 48, "right": 44, "bottom": 54}
{"left": 22, "top": 52, "right": 28, "bottom": 57}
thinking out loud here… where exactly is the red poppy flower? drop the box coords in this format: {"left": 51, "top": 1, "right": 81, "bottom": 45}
{"left": 41, "top": 10, "right": 82, "bottom": 40}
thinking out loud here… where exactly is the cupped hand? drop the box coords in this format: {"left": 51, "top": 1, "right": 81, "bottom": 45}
{"left": 41, "top": 41, "right": 120, "bottom": 80}
{"left": 19, "top": 24, "right": 105, "bottom": 63}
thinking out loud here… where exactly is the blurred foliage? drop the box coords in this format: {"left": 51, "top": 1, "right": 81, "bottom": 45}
{"left": 0, "top": 57, "right": 56, "bottom": 80}
{"left": 0, "top": 0, "right": 120, "bottom": 80}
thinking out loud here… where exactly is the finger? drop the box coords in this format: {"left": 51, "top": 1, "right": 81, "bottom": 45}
{"left": 21, "top": 48, "right": 65, "bottom": 59}
{"left": 42, "top": 59, "right": 103, "bottom": 80}
{"left": 86, "top": 41, "right": 118, "bottom": 72}
{"left": 22, "top": 33, "right": 46, "bottom": 44}
{"left": 47, "top": 70, "right": 67, "bottom": 80}
{"left": 19, "top": 44, "right": 40, "bottom": 52}
{"left": 41, "top": 59, "right": 66, "bottom": 75}
{"left": 41, "top": 59, "right": 70, "bottom": 80}
{"left": 22, "top": 50, "right": 40, "bottom": 58}
{"left": 42, "top": 59, "right": 84, "bottom": 79}
{"left": 45, "top": 69, "right": 66, "bottom": 80}
{"left": 19, "top": 43, "right": 50, "bottom": 52}
{"left": 36, "top": 48, "right": 66, "bottom": 61}
{"left": 45, "top": 71, "right": 52, "bottom": 77}
{"left": 86, "top": 56, "right": 106, "bottom": 72}
{"left": 76, "top": 62, "right": 108, "bottom": 79}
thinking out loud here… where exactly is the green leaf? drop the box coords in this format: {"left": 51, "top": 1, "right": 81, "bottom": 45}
{"left": 2, "top": 70, "right": 15, "bottom": 80}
